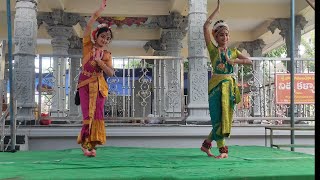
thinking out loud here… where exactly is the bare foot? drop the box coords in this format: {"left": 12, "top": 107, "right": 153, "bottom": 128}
{"left": 216, "top": 146, "right": 228, "bottom": 159}
{"left": 200, "top": 146, "right": 215, "bottom": 157}
{"left": 216, "top": 153, "right": 228, "bottom": 159}
{"left": 90, "top": 149, "right": 96, "bottom": 157}
{"left": 81, "top": 147, "right": 93, "bottom": 157}
{"left": 201, "top": 140, "right": 215, "bottom": 157}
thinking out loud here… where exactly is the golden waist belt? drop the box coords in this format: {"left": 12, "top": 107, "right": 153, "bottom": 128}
{"left": 81, "top": 70, "right": 103, "bottom": 77}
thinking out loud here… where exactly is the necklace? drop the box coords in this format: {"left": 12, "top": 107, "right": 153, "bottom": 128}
{"left": 217, "top": 47, "right": 230, "bottom": 63}
{"left": 216, "top": 47, "right": 230, "bottom": 72}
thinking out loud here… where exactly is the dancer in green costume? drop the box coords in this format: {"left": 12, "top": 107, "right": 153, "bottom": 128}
{"left": 200, "top": 0, "right": 252, "bottom": 159}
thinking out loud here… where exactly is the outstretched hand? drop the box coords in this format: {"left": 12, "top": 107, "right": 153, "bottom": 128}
{"left": 216, "top": 0, "right": 220, "bottom": 11}
{"left": 100, "top": 0, "right": 107, "bottom": 10}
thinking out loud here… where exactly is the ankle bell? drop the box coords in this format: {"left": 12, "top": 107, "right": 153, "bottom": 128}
{"left": 219, "top": 146, "right": 228, "bottom": 154}
{"left": 202, "top": 140, "right": 212, "bottom": 149}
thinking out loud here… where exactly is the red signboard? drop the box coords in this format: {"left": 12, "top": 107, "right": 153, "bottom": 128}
{"left": 275, "top": 74, "right": 315, "bottom": 104}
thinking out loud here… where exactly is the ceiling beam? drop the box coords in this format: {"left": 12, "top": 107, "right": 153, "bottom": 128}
{"left": 207, "top": 2, "right": 309, "bottom": 20}
{"left": 251, "top": 20, "right": 273, "bottom": 40}
{"left": 63, "top": 0, "right": 170, "bottom": 16}
{"left": 211, "top": 3, "right": 289, "bottom": 19}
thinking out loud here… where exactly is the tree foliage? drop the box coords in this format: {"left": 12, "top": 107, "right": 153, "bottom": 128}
{"left": 300, "top": 31, "right": 315, "bottom": 72}
{"left": 264, "top": 44, "right": 287, "bottom": 57}
{"left": 263, "top": 30, "right": 315, "bottom": 72}
{"left": 300, "top": 33, "right": 315, "bottom": 58}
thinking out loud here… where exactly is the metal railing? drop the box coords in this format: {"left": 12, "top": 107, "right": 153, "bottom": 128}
{"left": 36, "top": 55, "right": 185, "bottom": 123}
{"left": 5, "top": 55, "right": 315, "bottom": 125}
{"left": 0, "top": 100, "right": 19, "bottom": 152}
{"left": 233, "top": 57, "right": 315, "bottom": 125}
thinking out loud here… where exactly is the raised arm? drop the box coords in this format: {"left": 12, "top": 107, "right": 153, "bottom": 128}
{"left": 305, "top": 0, "right": 315, "bottom": 10}
{"left": 83, "top": 0, "right": 107, "bottom": 38}
{"left": 203, "top": 0, "right": 220, "bottom": 47}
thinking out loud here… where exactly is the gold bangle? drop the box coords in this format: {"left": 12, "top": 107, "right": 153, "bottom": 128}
{"left": 97, "top": 61, "right": 105, "bottom": 69}
{"left": 101, "top": 63, "right": 107, "bottom": 69}
{"left": 106, "top": 66, "right": 113, "bottom": 75}
{"left": 93, "top": 12, "right": 99, "bottom": 20}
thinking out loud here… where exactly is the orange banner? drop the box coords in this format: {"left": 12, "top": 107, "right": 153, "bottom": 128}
{"left": 275, "top": 74, "right": 315, "bottom": 104}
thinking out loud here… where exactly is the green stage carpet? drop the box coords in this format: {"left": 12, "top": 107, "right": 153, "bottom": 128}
{"left": 0, "top": 146, "right": 314, "bottom": 180}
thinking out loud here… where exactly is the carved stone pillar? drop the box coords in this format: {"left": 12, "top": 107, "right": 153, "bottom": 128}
{"left": 268, "top": 15, "right": 308, "bottom": 72}
{"left": 144, "top": 12, "right": 187, "bottom": 117}
{"left": 68, "top": 35, "right": 82, "bottom": 117}
{"left": 160, "top": 29, "right": 186, "bottom": 117}
{"left": 38, "top": 9, "right": 81, "bottom": 116}
{"left": 238, "top": 39, "right": 266, "bottom": 121}
{"left": 13, "top": 0, "right": 38, "bottom": 121}
{"left": 186, "top": 0, "right": 210, "bottom": 122}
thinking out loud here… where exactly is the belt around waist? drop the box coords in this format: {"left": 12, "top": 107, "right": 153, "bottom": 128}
{"left": 81, "top": 70, "right": 103, "bottom": 77}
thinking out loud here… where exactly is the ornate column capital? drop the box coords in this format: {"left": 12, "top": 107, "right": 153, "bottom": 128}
{"left": 155, "top": 12, "right": 188, "bottom": 32}
{"left": 38, "top": 9, "right": 81, "bottom": 27}
{"left": 161, "top": 29, "right": 185, "bottom": 43}
{"left": 144, "top": 29, "right": 186, "bottom": 55}
{"left": 144, "top": 12, "right": 187, "bottom": 55}
{"left": 79, "top": 17, "right": 87, "bottom": 31}
{"left": 144, "top": 40, "right": 165, "bottom": 52}
{"left": 47, "top": 26, "right": 73, "bottom": 55}
{"left": 16, "top": 0, "right": 38, "bottom": 3}
{"left": 268, "top": 15, "right": 307, "bottom": 60}
{"left": 38, "top": 9, "right": 81, "bottom": 55}
{"left": 47, "top": 26, "right": 73, "bottom": 39}
{"left": 268, "top": 15, "right": 308, "bottom": 39}
{"left": 68, "top": 35, "right": 83, "bottom": 55}
{"left": 238, "top": 39, "right": 266, "bottom": 57}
